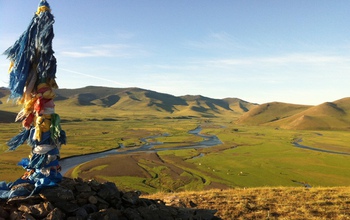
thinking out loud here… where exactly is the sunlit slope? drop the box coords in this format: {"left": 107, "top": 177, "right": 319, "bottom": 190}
{"left": 3, "top": 86, "right": 349, "bottom": 130}
{"left": 7, "top": 86, "right": 253, "bottom": 119}
{"left": 236, "top": 102, "right": 310, "bottom": 125}
{"left": 236, "top": 98, "right": 350, "bottom": 130}
{"left": 269, "top": 98, "right": 350, "bottom": 130}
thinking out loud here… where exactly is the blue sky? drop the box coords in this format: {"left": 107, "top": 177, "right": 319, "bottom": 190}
{"left": 1, "top": 0, "right": 349, "bottom": 105}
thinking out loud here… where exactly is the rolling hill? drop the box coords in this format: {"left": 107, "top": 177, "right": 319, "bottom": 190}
{"left": 235, "top": 102, "right": 311, "bottom": 125}
{"left": 1, "top": 86, "right": 349, "bottom": 130}
{"left": 236, "top": 98, "right": 350, "bottom": 130}
{"left": 0, "top": 86, "right": 255, "bottom": 120}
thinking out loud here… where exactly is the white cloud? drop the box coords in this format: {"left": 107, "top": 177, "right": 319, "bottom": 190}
{"left": 186, "top": 31, "right": 250, "bottom": 51}
{"left": 206, "top": 53, "right": 350, "bottom": 66}
{"left": 60, "top": 44, "right": 139, "bottom": 58}
{"left": 58, "top": 68, "right": 129, "bottom": 87}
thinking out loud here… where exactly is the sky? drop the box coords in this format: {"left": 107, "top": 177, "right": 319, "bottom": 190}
{"left": 0, "top": 0, "right": 349, "bottom": 105}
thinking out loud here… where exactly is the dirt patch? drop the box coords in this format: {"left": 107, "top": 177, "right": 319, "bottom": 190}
{"left": 75, "top": 153, "right": 155, "bottom": 178}
{"left": 65, "top": 151, "right": 231, "bottom": 192}
{"left": 69, "top": 152, "right": 188, "bottom": 180}
{"left": 204, "top": 182, "right": 230, "bottom": 190}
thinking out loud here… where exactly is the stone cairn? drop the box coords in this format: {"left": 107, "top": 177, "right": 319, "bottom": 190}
{"left": 0, "top": 177, "right": 219, "bottom": 220}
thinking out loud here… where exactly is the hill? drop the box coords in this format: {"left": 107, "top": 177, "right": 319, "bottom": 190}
{"left": 0, "top": 110, "right": 16, "bottom": 123}
{"left": 0, "top": 86, "right": 255, "bottom": 119}
{"left": 0, "top": 87, "right": 17, "bottom": 122}
{"left": 236, "top": 98, "right": 350, "bottom": 130}
{"left": 55, "top": 86, "right": 255, "bottom": 117}
{"left": 146, "top": 186, "right": 350, "bottom": 219}
{"left": 2, "top": 86, "right": 350, "bottom": 130}
{"left": 235, "top": 102, "right": 311, "bottom": 125}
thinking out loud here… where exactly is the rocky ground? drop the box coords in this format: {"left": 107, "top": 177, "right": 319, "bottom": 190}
{"left": 0, "top": 177, "right": 219, "bottom": 220}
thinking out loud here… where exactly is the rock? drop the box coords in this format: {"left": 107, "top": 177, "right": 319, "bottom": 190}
{"left": 122, "top": 191, "right": 141, "bottom": 205}
{"left": 136, "top": 206, "right": 161, "bottom": 220}
{"left": 18, "top": 202, "right": 54, "bottom": 218}
{"left": 190, "top": 200, "right": 197, "bottom": 207}
{"left": 193, "top": 209, "right": 218, "bottom": 220}
{"left": 74, "top": 206, "right": 89, "bottom": 219}
{"left": 88, "top": 195, "right": 98, "bottom": 204}
{"left": 54, "top": 201, "right": 79, "bottom": 213}
{"left": 75, "top": 182, "right": 92, "bottom": 193}
{"left": 22, "top": 213, "right": 36, "bottom": 220}
{"left": 123, "top": 207, "right": 143, "bottom": 220}
{"left": 6, "top": 195, "right": 42, "bottom": 206}
{"left": 0, "top": 177, "right": 219, "bottom": 220}
{"left": 0, "top": 206, "right": 9, "bottom": 219}
{"left": 40, "top": 187, "right": 75, "bottom": 202}
{"left": 162, "top": 195, "right": 186, "bottom": 208}
{"left": 97, "top": 182, "right": 120, "bottom": 202}
{"left": 45, "top": 208, "right": 65, "bottom": 220}
{"left": 89, "top": 208, "right": 122, "bottom": 220}
{"left": 82, "top": 204, "right": 98, "bottom": 214}
{"left": 9, "top": 210, "right": 22, "bottom": 220}
{"left": 87, "top": 179, "right": 101, "bottom": 191}
{"left": 10, "top": 183, "right": 34, "bottom": 192}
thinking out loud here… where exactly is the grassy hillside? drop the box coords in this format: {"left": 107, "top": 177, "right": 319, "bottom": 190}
{"left": 2, "top": 86, "right": 350, "bottom": 130}
{"left": 236, "top": 102, "right": 310, "bottom": 125}
{"left": 0, "top": 86, "right": 255, "bottom": 121}
{"left": 268, "top": 100, "right": 350, "bottom": 130}
{"left": 144, "top": 187, "right": 350, "bottom": 219}
{"left": 236, "top": 98, "right": 350, "bottom": 130}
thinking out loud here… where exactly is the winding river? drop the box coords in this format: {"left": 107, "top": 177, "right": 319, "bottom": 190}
{"left": 60, "top": 128, "right": 349, "bottom": 175}
{"left": 59, "top": 126, "right": 222, "bottom": 175}
{"left": 293, "top": 139, "right": 350, "bottom": 156}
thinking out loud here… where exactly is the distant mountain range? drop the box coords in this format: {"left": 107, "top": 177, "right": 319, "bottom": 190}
{"left": 1, "top": 86, "right": 349, "bottom": 130}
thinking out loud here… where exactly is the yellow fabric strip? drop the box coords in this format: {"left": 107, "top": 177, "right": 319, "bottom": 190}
{"left": 36, "top": 6, "right": 51, "bottom": 15}
{"left": 8, "top": 61, "right": 14, "bottom": 73}
{"left": 34, "top": 114, "right": 52, "bottom": 141}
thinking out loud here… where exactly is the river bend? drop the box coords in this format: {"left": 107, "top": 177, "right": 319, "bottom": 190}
{"left": 60, "top": 126, "right": 222, "bottom": 175}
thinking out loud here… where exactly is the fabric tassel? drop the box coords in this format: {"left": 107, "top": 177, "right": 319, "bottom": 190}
{"left": 59, "top": 130, "right": 67, "bottom": 145}
{"left": 28, "top": 154, "right": 48, "bottom": 169}
{"left": 3, "top": 0, "right": 56, "bottom": 101}
{"left": 38, "top": 131, "right": 52, "bottom": 145}
{"left": 17, "top": 158, "right": 30, "bottom": 168}
{"left": 15, "top": 98, "right": 37, "bottom": 122}
{"left": 27, "top": 126, "right": 36, "bottom": 148}
{"left": 34, "top": 97, "right": 44, "bottom": 114}
{"left": 50, "top": 113, "right": 61, "bottom": 141}
{"left": 4, "top": 16, "right": 38, "bottom": 100}
{"left": 22, "top": 113, "right": 35, "bottom": 129}
{"left": 34, "top": 116, "right": 44, "bottom": 141}
{"left": 7, "top": 129, "right": 30, "bottom": 151}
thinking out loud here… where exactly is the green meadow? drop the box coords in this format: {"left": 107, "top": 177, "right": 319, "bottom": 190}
{"left": 3, "top": 116, "right": 348, "bottom": 193}
{"left": 1, "top": 108, "right": 350, "bottom": 193}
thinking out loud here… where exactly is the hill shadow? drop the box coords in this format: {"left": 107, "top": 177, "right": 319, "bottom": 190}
{"left": 100, "top": 95, "right": 120, "bottom": 107}
{"left": 145, "top": 91, "right": 188, "bottom": 113}
{"left": 0, "top": 110, "right": 16, "bottom": 123}
{"left": 77, "top": 93, "right": 98, "bottom": 105}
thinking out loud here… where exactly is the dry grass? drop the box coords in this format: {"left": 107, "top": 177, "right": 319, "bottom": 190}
{"left": 144, "top": 187, "right": 350, "bottom": 219}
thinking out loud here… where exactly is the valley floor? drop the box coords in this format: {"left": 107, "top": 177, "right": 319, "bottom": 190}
{"left": 143, "top": 186, "right": 350, "bottom": 219}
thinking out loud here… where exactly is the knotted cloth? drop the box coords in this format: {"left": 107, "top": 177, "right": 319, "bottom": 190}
{"left": 1, "top": 0, "right": 66, "bottom": 199}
